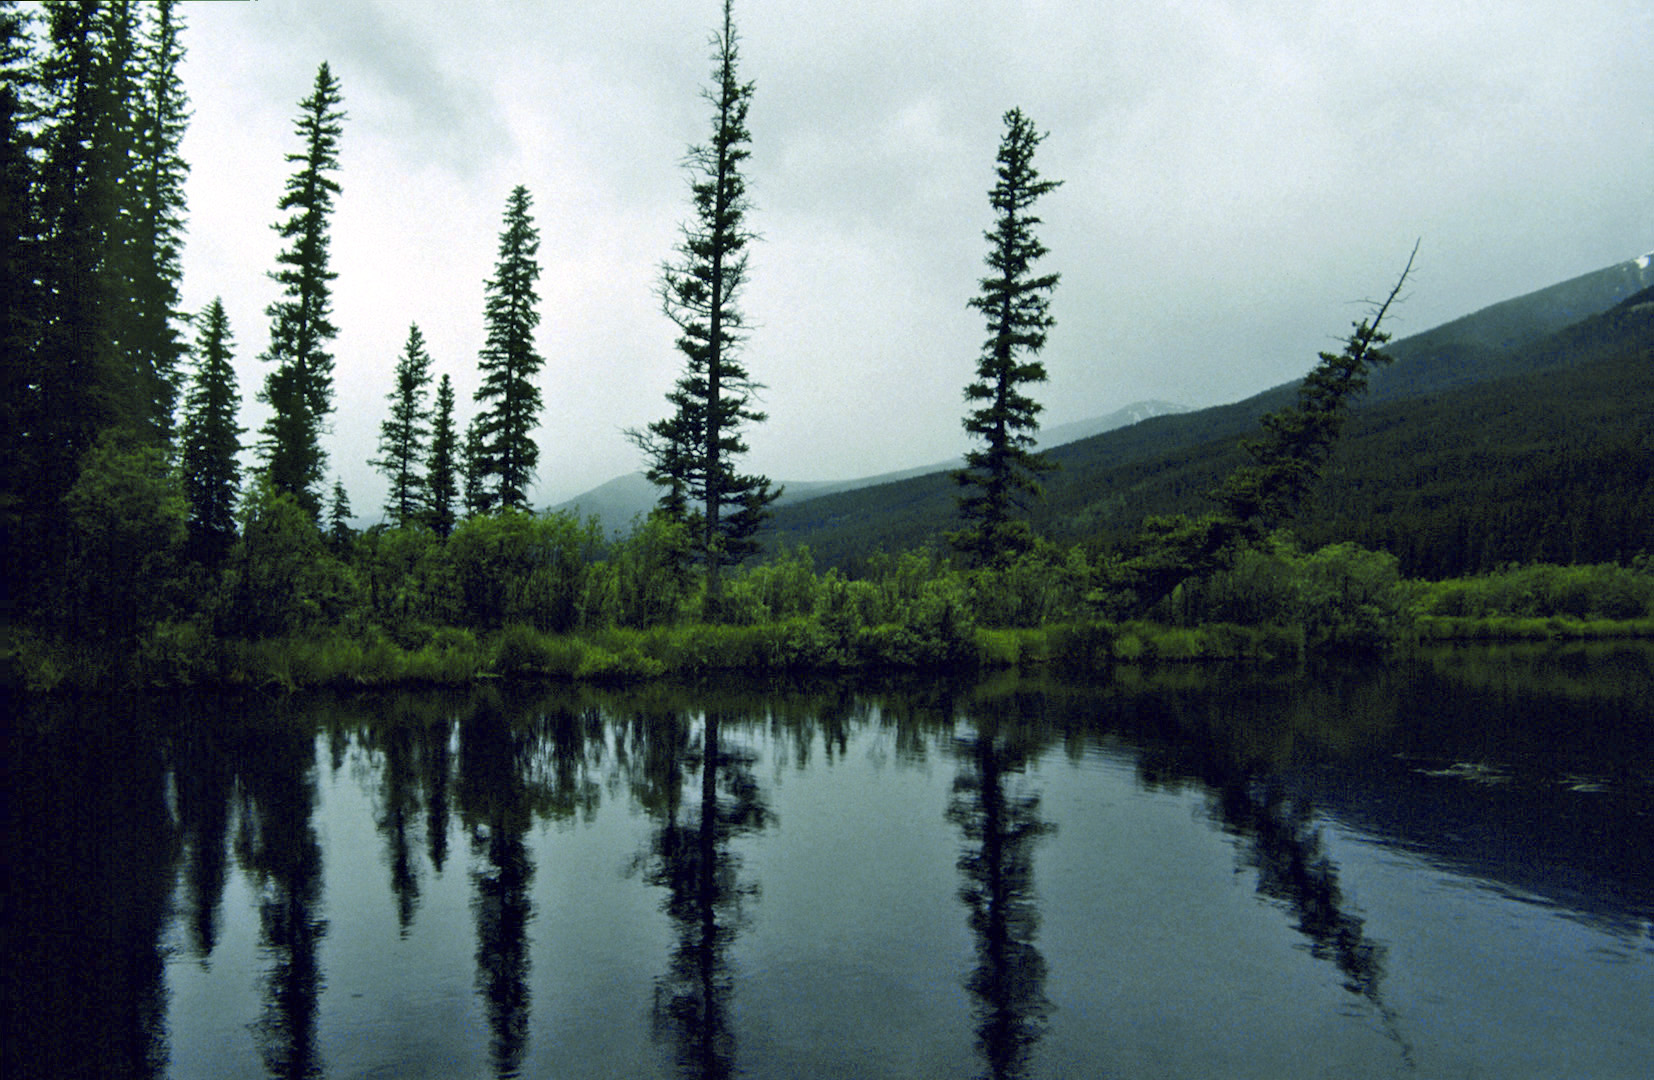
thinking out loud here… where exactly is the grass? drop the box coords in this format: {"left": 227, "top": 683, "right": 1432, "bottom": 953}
{"left": 13, "top": 608, "right": 1653, "bottom": 696}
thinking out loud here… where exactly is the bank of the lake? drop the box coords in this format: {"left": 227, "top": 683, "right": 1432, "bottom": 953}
{"left": 10, "top": 610, "right": 1654, "bottom": 695}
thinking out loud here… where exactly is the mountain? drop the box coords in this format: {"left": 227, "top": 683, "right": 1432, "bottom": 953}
{"left": 760, "top": 252, "right": 1654, "bottom": 570}
{"left": 552, "top": 399, "right": 1189, "bottom": 536}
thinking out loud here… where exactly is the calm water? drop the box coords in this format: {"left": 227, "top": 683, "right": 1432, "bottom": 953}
{"left": 7, "top": 645, "right": 1653, "bottom": 1079}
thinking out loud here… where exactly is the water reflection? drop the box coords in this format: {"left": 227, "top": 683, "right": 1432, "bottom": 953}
{"left": 1120, "top": 677, "right": 1414, "bottom": 1065}
{"left": 7, "top": 649, "right": 1653, "bottom": 1079}
{"left": 234, "top": 715, "right": 328, "bottom": 1080}
{"left": 458, "top": 695, "right": 537, "bottom": 1078}
{"left": 949, "top": 706, "right": 1055, "bottom": 1080}
{"left": 7, "top": 708, "right": 176, "bottom": 1080}
{"left": 629, "top": 708, "right": 771, "bottom": 1079}
{"left": 175, "top": 717, "right": 234, "bottom": 961}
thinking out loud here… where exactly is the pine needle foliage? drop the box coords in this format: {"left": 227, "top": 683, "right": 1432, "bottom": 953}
{"left": 953, "top": 108, "right": 1062, "bottom": 567}
{"left": 373, "top": 322, "right": 434, "bottom": 527}
{"left": 180, "top": 297, "right": 243, "bottom": 565}
{"left": 631, "top": 0, "right": 778, "bottom": 611}
{"left": 258, "top": 61, "right": 345, "bottom": 521}
{"left": 473, "top": 184, "right": 544, "bottom": 511}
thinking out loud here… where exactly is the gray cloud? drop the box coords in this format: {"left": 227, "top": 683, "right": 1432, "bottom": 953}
{"left": 177, "top": 0, "right": 1654, "bottom": 517}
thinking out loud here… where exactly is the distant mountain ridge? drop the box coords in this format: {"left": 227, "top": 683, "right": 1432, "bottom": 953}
{"left": 759, "top": 251, "right": 1654, "bottom": 568}
{"left": 553, "top": 399, "right": 1189, "bottom": 535}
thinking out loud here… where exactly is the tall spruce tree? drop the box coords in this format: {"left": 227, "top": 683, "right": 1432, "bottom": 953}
{"left": 258, "top": 61, "right": 344, "bottom": 521}
{"left": 952, "top": 108, "right": 1062, "bottom": 566}
{"left": 472, "top": 184, "right": 543, "bottom": 511}
{"left": 27, "top": 1, "right": 130, "bottom": 509}
{"left": 425, "top": 373, "right": 459, "bottom": 537}
{"left": 372, "top": 322, "right": 433, "bottom": 527}
{"left": 1, "top": 2, "right": 41, "bottom": 548}
{"left": 631, "top": 0, "right": 777, "bottom": 609}
{"left": 10, "top": 1, "right": 143, "bottom": 619}
{"left": 127, "top": 0, "right": 189, "bottom": 442}
{"left": 180, "top": 297, "right": 243, "bottom": 565}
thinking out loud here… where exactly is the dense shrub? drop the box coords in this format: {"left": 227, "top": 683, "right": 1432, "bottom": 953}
{"left": 1177, "top": 535, "right": 1403, "bottom": 651}
{"left": 1407, "top": 562, "right": 1653, "bottom": 621}
{"left": 441, "top": 510, "right": 603, "bottom": 632}
{"left": 224, "top": 480, "right": 359, "bottom": 638}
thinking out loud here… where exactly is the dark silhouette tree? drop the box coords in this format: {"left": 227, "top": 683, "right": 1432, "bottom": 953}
{"left": 326, "top": 477, "right": 353, "bottom": 552}
{"left": 948, "top": 712, "right": 1055, "bottom": 1080}
{"left": 473, "top": 184, "right": 543, "bottom": 512}
{"left": 126, "top": 0, "right": 189, "bottom": 443}
{"left": 235, "top": 717, "right": 328, "bottom": 1080}
{"left": 372, "top": 322, "right": 433, "bottom": 527}
{"left": 3, "top": 2, "right": 193, "bottom": 620}
{"left": 0, "top": 1, "right": 44, "bottom": 604}
{"left": 952, "top": 108, "right": 1062, "bottom": 567}
{"left": 631, "top": 0, "right": 777, "bottom": 614}
{"left": 12, "top": 1, "right": 135, "bottom": 618}
{"left": 461, "top": 413, "right": 491, "bottom": 518}
{"left": 179, "top": 297, "right": 243, "bottom": 566}
{"left": 258, "top": 62, "right": 344, "bottom": 522}
{"left": 425, "top": 372, "right": 459, "bottom": 537}
{"left": 457, "top": 699, "right": 536, "bottom": 1077}
{"left": 1095, "top": 247, "right": 1417, "bottom": 617}
{"left": 631, "top": 709, "right": 770, "bottom": 1078}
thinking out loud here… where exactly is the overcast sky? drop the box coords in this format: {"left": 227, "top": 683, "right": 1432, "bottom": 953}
{"left": 175, "top": 0, "right": 1653, "bottom": 514}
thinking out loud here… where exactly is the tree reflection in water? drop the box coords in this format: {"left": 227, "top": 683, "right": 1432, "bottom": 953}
{"left": 371, "top": 713, "right": 423, "bottom": 936}
{"left": 628, "top": 709, "right": 770, "bottom": 1079}
{"left": 1128, "top": 683, "right": 1415, "bottom": 1067}
{"left": 948, "top": 709, "right": 1056, "bottom": 1080}
{"left": 6, "top": 712, "right": 177, "bottom": 1080}
{"left": 458, "top": 696, "right": 536, "bottom": 1079}
{"left": 234, "top": 716, "right": 327, "bottom": 1080}
{"left": 174, "top": 716, "right": 234, "bottom": 962}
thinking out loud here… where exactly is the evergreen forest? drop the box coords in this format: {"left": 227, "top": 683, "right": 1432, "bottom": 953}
{"left": 4, "top": 1, "right": 1651, "bottom": 694}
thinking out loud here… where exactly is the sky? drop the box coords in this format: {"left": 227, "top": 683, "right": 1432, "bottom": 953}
{"left": 173, "top": 0, "right": 1654, "bottom": 515}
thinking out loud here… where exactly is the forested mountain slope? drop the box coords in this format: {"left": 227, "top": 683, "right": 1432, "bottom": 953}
{"left": 765, "top": 259, "right": 1654, "bottom": 573}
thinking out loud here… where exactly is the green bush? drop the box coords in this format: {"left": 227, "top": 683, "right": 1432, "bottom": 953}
{"left": 607, "top": 513, "right": 694, "bottom": 628}
{"left": 1409, "top": 562, "right": 1653, "bottom": 622}
{"left": 225, "top": 480, "right": 360, "bottom": 639}
{"left": 1178, "top": 535, "right": 1402, "bottom": 651}
{"left": 443, "top": 510, "right": 603, "bottom": 632}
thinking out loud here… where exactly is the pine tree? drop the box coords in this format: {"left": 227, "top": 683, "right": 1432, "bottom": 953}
{"left": 27, "top": 1, "right": 132, "bottom": 502}
{"left": 258, "top": 61, "right": 344, "bottom": 521}
{"left": 180, "top": 297, "right": 243, "bottom": 565}
{"left": 472, "top": 184, "right": 543, "bottom": 511}
{"left": 425, "top": 373, "right": 459, "bottom": 537}
{"left": 952, "top": 108, "right": 1062, "bottom": 566}
{"left": 327, "top": 477, "right": 353, "bottom": 551}
{"left": 10, "top": 1, "right": 142, "bottom": 619}
{"left": 631, "top": 0, "right": 777, "bottom": 609}
{"left": 461, "top": 414, "right": 491, "bottom": 518}
{"left": 1, "top": 2, "right": 41, "bottom": 521}
{"left": 1216, "top": 244, "right": 1416, "bottom": 539}
{"left": 126, "top": 0, "right": 189, "bottom": 442}
{"left": 372, "top": 322, "right": 433, "bottom": 527}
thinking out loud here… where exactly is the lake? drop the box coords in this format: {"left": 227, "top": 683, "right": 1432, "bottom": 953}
{"left": 7, "top": 644, "right": 1653, "bottom": 1079}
